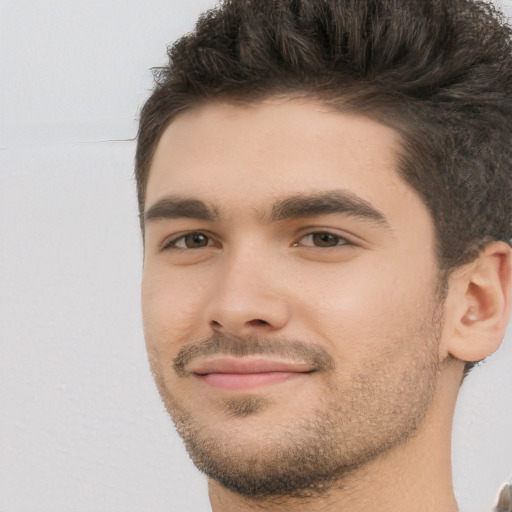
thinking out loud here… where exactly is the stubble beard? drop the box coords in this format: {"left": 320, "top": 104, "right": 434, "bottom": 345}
{"left": 147, "top": 302, "right": 444, "bottom": 500}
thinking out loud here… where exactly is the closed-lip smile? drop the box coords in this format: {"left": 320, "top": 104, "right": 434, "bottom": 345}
{"left": 187, "top": 357, "right": 315, "bottom": 391}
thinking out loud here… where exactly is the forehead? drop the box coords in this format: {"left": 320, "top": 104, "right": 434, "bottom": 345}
{"left": 146, "top": 98, "right": 422, "bottom": 225}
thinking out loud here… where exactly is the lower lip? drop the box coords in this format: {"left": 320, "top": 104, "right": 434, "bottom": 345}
{"left": 197, "top": 372, "right": 306, "bottom": 391}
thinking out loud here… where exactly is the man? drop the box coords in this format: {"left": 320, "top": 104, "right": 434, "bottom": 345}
{"left": 136, "top": 0, "right": 512, "bottom": 510}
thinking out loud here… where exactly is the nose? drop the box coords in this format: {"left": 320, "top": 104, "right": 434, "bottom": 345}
{"left": 203, "top": 246, "right": 291, "bottom": 337}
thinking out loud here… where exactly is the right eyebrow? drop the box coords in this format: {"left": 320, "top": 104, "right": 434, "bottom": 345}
{"left": 142, "top": 196, "right": 220, "bottom": 224}
{"left": 270, "top": 190, "right": 392, "bottom": 229}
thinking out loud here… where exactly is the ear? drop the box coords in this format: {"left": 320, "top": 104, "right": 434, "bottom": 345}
{"left": 444, "top": 241, "right": 512, "bottom": 363}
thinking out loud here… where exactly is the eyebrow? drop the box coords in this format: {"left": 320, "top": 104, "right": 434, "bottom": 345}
{"left": 142, "top": 190, "right": 391, "bottom": 229}
{"left": 143, "top": 197, "right": 220, "bottom": 223}
{"left": 270, "top": 191, "right": 391, "bottom": 228}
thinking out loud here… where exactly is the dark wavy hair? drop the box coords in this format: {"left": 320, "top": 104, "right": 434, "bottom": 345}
{"left": 136, "top": 0, "right": 512, "bottom": 372}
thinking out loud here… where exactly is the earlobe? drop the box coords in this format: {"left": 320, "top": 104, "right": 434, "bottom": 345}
{"left": 446, "top": 241, "right": 512, "bottom": 363}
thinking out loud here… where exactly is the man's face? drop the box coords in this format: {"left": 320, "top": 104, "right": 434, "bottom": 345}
{"left": 141, "top": 99, "right": 445, "bottom": 496}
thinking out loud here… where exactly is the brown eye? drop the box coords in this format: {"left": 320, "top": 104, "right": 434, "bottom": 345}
{"left": 183, "top": 233, "right": 209, "bottom": 248}
{"left": 165, "top": 232, "right": 212, "bottom": 250}
{"left": 298, "top": 232, "right": 348, "bottom": 248}
{"left": 311, "top": 233, "right": 342, "bottom": 247}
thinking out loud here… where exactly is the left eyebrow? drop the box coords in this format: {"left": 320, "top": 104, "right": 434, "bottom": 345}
{"left": 270, "top": 190, "right": 392, "bottom": 229}
{"left": 142, "top": 196, "right": 220, "bottom": 224}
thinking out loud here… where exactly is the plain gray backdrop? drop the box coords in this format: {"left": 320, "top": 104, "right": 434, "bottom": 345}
{"left": 1, "top": 1, "right": 511, "bottom": 511}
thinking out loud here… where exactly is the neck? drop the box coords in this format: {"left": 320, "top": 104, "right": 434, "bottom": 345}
{"left": 209, "top": 364, "right": 461, "bottom": 512}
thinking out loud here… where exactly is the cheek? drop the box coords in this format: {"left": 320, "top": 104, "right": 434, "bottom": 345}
{"left": 297, "top": 256, "right": 436, "bottom": 353}
{"left": 141, "top": 269, "right": 206, "bottom": 354}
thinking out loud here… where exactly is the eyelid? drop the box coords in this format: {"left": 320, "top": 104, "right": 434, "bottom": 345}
{"left": 293, "top": 227, "right": 360, "bottom": 248}
{"left": 297, "top": 232, "right": 350, "bottom": 247}
{"left": 160, "top": 230, "right": 219, "bottom": 251}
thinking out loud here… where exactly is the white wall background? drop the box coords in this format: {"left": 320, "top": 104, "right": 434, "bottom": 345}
{"left": 1, "top": 1, "right": 511, "bottom": 511}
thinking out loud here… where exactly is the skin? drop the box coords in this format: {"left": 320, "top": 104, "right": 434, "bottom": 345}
{"left": 141, "top": 98, "right": 512, "bottom": 512}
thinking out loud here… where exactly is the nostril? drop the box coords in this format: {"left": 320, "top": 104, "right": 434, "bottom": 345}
{"left": 211, "top": 319, "right": 269, "bottom": 329}
{"left": 249, "top": 319, "right": 270, "bottom": 326}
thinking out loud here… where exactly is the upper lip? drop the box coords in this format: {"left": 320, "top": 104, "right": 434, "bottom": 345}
{"left": 188, "top": 357, "right": 315, "bottom": 375}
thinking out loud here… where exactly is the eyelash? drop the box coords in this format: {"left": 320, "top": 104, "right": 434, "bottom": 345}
{"left": 162, "top": 230, "right": 353, "bottom": 251}
{"left": 294, "top": 232, "right": 351, "bottom": 248}
{"left": 162, "top": 232, "right": 217, "bottom": 250}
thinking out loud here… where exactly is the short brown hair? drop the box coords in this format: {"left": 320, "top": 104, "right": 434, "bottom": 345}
{"left": 137, "top": 0, "right": 512, "bottom": 272}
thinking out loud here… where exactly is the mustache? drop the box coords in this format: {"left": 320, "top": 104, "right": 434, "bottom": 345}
{"left": 173, "top": 334, "right": 335, "bottom": 377}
